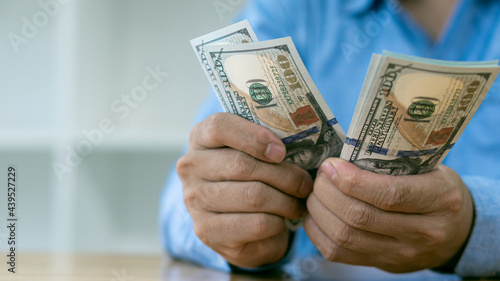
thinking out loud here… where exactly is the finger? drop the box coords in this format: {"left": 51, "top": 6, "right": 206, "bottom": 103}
{"left": 321, "top": 158, "right": 459, "bottom": 213}
{"left": 313, "top": 172, "right": 428, "bottom": 235}
{"left": 188, "top": 181, "right": 306, "bottom": 220}
{"left": 190, "top": 113, "right": 286, "bottom": 163}
{"left": 195, "top": 148, "right": 313, "bottom": 198}
{"left": 193, "top": 212, "right": 285, "bottom": 249}
{"left": 304, "top": 214, "right": 439, "bottom": 273}
{"left": 220, "top": 229, "right": 289, "bottom": 268}
{"left": 306, "top": 192, "right": 397, "bottom": 254}
{"left": 303, "top": 214, "right": 377, "bottom": 266}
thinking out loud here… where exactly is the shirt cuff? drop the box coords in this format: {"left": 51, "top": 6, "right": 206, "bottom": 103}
{"left": 455, "top": 176, "right": 500, "bottom": 278}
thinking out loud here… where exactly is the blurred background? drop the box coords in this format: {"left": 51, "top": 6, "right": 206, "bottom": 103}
{"left": 0, "top": 0, "right": 244, "bottom": 256}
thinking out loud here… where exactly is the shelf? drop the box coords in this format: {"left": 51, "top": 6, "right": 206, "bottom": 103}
{"left": 0, "top": 130, "right": 56, "bottom": 151}
{"left": 0, "top": 130, "right": 187, "bottom": 152}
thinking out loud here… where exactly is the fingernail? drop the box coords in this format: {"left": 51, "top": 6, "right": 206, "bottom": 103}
{"left": 299, "top": 176, "right": 313, "bottom": 197}
{"left": 265, "top": 143, "right": 285, "bottom": 162}
{"left": 321, "top": 162, "right": 336, "bottom": 180}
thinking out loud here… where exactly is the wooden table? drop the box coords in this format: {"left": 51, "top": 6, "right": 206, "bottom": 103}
{"left": 3, "top": 253, "right": 280, "bottom": 281}
{"left": 3, "top": 253, "right": 494, "bottom": 281}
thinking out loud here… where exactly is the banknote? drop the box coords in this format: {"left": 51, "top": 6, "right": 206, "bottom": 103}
{"left": 341, "top": 52, "right": 500, "bottom": 175}
{"left": 190, "top": 20, "right": 259, "bottom": 116}
{"left": 203, "top": 37, "right": 346, "bottom": 172}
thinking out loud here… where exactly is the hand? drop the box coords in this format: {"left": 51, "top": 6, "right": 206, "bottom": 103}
{"left": 304, "top": 158, "right": 474, "bottom": 273}
{"left": 177, "top": 113, "right": 313, "bottom": 268}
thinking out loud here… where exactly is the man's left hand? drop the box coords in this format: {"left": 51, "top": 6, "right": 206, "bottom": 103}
{"left": 304, "top": 158, "right": 474, "bottom": 273}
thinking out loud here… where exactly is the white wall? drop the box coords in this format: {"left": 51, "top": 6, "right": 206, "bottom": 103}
{"left": 0, "top": 0, "right": 245, "bottom": 255}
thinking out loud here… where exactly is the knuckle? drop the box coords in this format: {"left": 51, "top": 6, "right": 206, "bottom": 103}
{"left": 227, "top": 151, "right": 256, "bottom": 179}
{"left": 222, "top": 239, "right": 244, "bottom": 250}
{"left": 176, "top": 154, "right": 194, "bottom": 179}
{"left": 437, "top": 166, "right": 465, "bottom": 213}
{"left": 223, "top": 244, "right": 265, "bottom": 263}
{"left": 204, "top": 113, "right": 226, "bottom": 142}
{"left": 245, "top": 183, "right": 267, "bottom": 209}
{"left": 379, "top": 181, "right": 409, "bottom": 210}
{"left": 396, "top": 247, "right": 419, "bottom": 264}
{"left": 202, "top": 184, "right": 220, "bottom": 202}
{"left": 207, "top": 112, "right": 226, "bottom": 124}
{"left": 332, "top": 223, "right": 355, "bottom": 248}
{"left": 345, "top": 202, "right": 374, "bottom": 230}
{"left": 183, "top": 189, "right": 199, "bottom": 209}
{"left": 224, "top": 246, "right": 246, "bottom": 260}
{"left": 443, "top": 189, "right": 463, "bottom": 214}
{"left": 423, "top": 228, "right": 447, "bottom": 247}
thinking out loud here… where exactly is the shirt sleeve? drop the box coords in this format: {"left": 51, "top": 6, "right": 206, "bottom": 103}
{"left": 233, "top": 0, "right": 295, "bottom": 40}
{"left": 455, "top": 176, "right": 500, "bottom": 278}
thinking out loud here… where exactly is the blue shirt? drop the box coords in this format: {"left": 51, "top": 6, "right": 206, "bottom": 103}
{"left": 160, "top": 0, "right": 500, "bottom": 278}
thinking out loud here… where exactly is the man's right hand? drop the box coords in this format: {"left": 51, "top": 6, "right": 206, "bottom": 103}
{"left": 177, "top": 113, "right": 313, "bottom": 268}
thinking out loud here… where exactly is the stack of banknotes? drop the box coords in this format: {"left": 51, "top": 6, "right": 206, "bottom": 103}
{"left": 191, "top": 20, "right": 500, "bottom": 177}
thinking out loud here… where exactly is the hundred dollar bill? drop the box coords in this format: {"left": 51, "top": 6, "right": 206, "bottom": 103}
{"left": 341, "top": 52, "right": 500, "bottom": 175}
{"left": 203, "top": 37, "right": 346, "bottom": 172}
{"left": 190, "top": 20, "right": 259, "bottom": 116}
